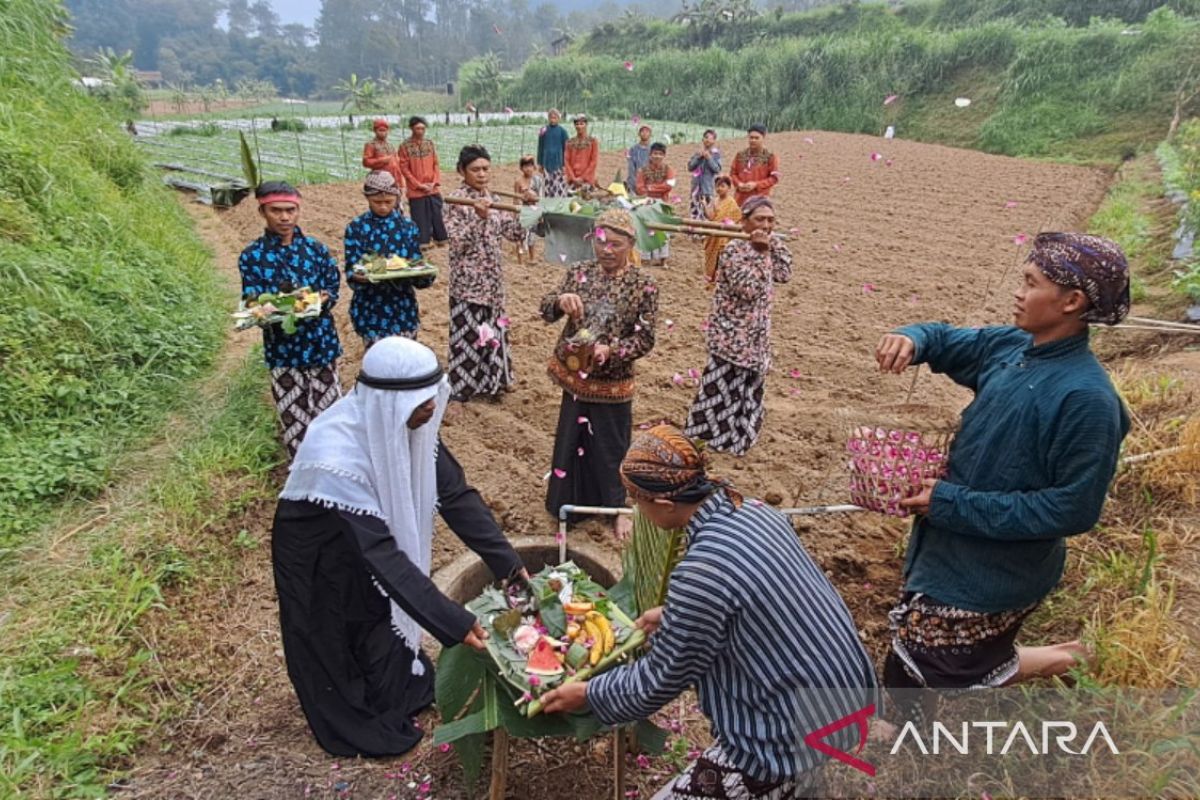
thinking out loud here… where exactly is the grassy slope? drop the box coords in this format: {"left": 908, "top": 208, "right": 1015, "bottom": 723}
{"left": 504, "top": 4, "right": 1200, "bottom": 164}
{"left": 0, "top": 0, "right": 226, "bottom": 553}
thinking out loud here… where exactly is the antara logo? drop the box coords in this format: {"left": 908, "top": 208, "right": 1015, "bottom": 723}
{"left": 803, "top": 704, "right": 877, "bottom": 776}
{"left": 890, "top": 720, "right": 1120, "bottom": 756}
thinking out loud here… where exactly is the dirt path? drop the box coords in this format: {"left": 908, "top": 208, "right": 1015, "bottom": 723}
{"left": 120, "top": 131, "right": 1195, "bottom": 799}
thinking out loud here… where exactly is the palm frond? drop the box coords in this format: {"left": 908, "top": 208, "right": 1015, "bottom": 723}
{"left": 624, "top": 509, "right": 686, "bottom": 616}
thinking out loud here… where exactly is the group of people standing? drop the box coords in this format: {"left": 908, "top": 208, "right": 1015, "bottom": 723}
{"left": 240, "top": 112, "right": 1136, "bottom": 798}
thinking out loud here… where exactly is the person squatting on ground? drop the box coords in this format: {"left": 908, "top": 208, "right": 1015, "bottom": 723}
{"left": 685, "top": 196, "right": 793, "bottom": 456}
{"left": 443, "top": 144, "right": 527, "bottom": 402}
{"left": 271, "top": 337, "right": 526, "bottom": 757}
{"left": 362, "top": 119, "right": 406, "bottom": 198}
{"left": 636, "top": 142, "right": 675, "bottom": 266}
{"left": 398, "top": 116, "right": 447, "bottom": 246}
{"left": 731, "top": 124, "right": 781, "bottom": 208}
{"left": 343, "top": 170, "right": 432, "bottom": 348}
{"left": 539, "top": 424, "right": 879, "bottom": 800}
{"left": 565, "top": 114, "right": 600, "bottom": 191}
{"left": 537, "top": 108, "right": 570, "bottom": 198}
{"left": 542, "top": 209, "right": 658, "bottom": 541}
{"left": 238, "top": 181, "right": 342, "bottom": 459}
{"left": 875, "top": 232, "right": 1132, "bottom": 690}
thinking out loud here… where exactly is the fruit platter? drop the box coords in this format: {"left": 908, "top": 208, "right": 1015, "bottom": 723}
{"left": 232, "top": 287, "right": 321, "bottom": 334}
{"left": 468, "top": 561, "right": 645, "bottom": 717}
{"left": 352, "top": 254, "right": 438, "bottom": 283}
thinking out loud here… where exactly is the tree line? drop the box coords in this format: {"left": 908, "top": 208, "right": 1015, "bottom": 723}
{"left": 63, "top": 0, "right": 662, "bottom": 100}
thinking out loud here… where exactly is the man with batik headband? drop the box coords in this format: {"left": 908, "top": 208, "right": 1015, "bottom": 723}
{"left": 541, "top": 209, "right": 658, "bottom": 540}
{"left": 874, "top": 232, "right": 1132, "bottom": 690}
{"left": 540, "top": 424, "right": 878, "bottom": 799}
{"left": 239, "top": 181, "right": 343, "bottom": 458}
{"left": 362, "top": 119, "right": 405, "bottom": 196}
{"left": 685, "top": 196, "right": 792, "bottom": 456}
{"left": 344, "top": 171, "right": 432, "bottom": 347}
{"left": 444, "top": 145, "right": 527, "bottom": 402}
{"left": 273, "top": 337, "right": 526, "bottom": 757}
{"left": 731, "top": 124, "right": 780, "bottom": 207}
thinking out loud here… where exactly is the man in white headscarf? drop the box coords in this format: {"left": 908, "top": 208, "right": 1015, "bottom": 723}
{"left": 272, "top": 336, "right": 525, "bottom": 757}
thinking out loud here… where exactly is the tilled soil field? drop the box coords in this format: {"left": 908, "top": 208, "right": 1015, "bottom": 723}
{"left": 124, "top": 130, "right": 1111, "bottom": 799}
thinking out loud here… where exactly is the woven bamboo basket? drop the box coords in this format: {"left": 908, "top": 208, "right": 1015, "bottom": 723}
{"left": 838, "top": 404, "right": 959, "bottom": 518}
{"left": 558, "top": 338, "right": 596, "bottom": 374}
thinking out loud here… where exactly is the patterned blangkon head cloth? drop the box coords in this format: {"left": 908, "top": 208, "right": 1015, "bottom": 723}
{"left": 363, "top": 170, "right": 401, "bottom": 197}
{"left": 595, "top": 208, "right": 637, "bottom": 240}
{"left": 620, "top": 424, "right": 741, "bottom": 507}
{"left": 1027, "top": 232, "right": 1130, "bottom": 326}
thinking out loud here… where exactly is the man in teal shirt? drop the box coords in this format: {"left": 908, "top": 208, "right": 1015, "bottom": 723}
{"left": 536, "top": 108, "right": 569, "bottom": 198}
{"left": 875, "top": 232, "right": 1131, "bottom": 689}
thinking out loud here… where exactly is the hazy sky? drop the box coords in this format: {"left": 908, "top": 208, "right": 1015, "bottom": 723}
{"left": 270, "top": 0, "right": 322, "bottom": 27}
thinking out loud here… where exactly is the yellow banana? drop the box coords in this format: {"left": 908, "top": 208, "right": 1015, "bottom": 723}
{"left": 588, "top": 612, "right": 615, "bottom": 655}
{"left": 584, "top": 618, "right": 604, "bottom": 666}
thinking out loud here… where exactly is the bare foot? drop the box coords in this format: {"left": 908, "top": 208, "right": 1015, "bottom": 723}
{"left": 1008, "top": 640, "right": 1093, "bottom": 684}
{"left": 614, "top": 514, "right": 633, "bottom": 542}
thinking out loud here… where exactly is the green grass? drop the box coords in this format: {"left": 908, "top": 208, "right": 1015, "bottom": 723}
{"left": 504, "top": 7, "right": 1200, "bottom": 163}
{"left": 0, "top": 352, "right": 280, "bottom": 799}
{"left": 0, "top": 0, "right": 229, "bottom": 554}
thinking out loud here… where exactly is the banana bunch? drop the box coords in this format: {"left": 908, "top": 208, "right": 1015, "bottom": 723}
{"left": 563, "top": 600, "right": 615, "bottom": 667}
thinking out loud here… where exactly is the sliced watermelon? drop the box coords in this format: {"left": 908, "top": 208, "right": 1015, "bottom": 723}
{"left": 525, "top": 637, "right": 565, "bottom": 676}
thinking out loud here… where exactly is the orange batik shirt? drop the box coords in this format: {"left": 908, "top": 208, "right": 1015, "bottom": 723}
{"left": 565, "top": 135, "right": 599, "bottom": 186}
{"left": 398, "top": 138, "right": 442, "bottom": 200}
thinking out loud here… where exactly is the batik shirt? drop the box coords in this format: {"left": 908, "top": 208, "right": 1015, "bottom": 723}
{"left": 540, "top": 260, "right": 658, "bottom": 400}
{"left": 238, "top": 227, "right": 342, "bottom": 369}
{"left": 397, "top": 138, "right": 441, "bottom": 200}
{"left": 706, "top": 238, "right": 793, "bottom": 370}
{"left": 565, "top": 135, "right": 599, "bottom": 185}
{"left": 731, "top": 147, "right": 781, "bottom": 206}
{"left": 343, "top": 210, "right": 432, "bottom": 340}
{"left": 443, "top": 184, "right": 526, "bottom": 307}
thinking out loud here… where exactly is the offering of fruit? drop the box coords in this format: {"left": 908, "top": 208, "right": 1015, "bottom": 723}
{"left": 232, "top": 287, "right": 321, "bottom": 334}
{"left": 464, "top": 561, "right": 645, "bottom": 717}
{"left": 353, "top": 254, "right": 437, "bottom": 283}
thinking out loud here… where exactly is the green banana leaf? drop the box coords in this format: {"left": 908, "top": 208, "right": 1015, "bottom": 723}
{"left": 238, "top": 131, "right": 259, "bottom": 190}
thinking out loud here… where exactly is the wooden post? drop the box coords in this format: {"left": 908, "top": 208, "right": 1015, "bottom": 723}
{"left": 489, "top": 728, "right": 509, "bottom": 800}
{"left": 613, "top": 726, "right": 627, "bottom": 800}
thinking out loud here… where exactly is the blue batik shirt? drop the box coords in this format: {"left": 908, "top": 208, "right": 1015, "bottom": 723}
{"left": 343, "top": 210, "right": 432, "bottom": 341}
{"left": 238, "top": 226, "right": 343, "bottom": 369}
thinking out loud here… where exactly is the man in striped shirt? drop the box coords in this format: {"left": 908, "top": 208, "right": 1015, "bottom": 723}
{"left": 541, "top": 425, "right": 878, "bottom": 798}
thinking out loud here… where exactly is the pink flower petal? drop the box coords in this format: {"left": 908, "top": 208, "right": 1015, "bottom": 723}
{"left": 1005, "top": 200, "right": 1019, "bottom": 209}
{"left": 594, "top": 226, "right": 606, "bottom": 242}
{"left": 862, "top": 282, "right": 878, "bottom": 293}
{"left": 623, "top": 61, "right": 634, "bottom": 71}
{"left": 577, "top": 446, "right": 585, "bottom": 456}
{"left": 577, "top": 415, "right": 589, "bottom": 424}
{"left": 577, "top": 271, "right": 587, "bottom": 283}
{"left": 832, "top": 243, "right": 842, "bottom": 252}
{"left": 631, "top": 114, "right": 641, "bottom": 124}
{"left": 558, "top": 253, "right": 567, "bottom": 262}
{"left": 870, "top": 152, "right": 882, "bottom": 162}
{"left": 553, "top": 468, "right": 567, "bottom": 479}
{"left": 884, "top": 93, "right": 899, "bottom": 106}
{"left": 578, "top": 371, "right": 588, "bottom": 379}
{"left": 671, "top": 373, "right": 685, "bottom": 386}
{"left": 1013, "top": 233, "right": 1028, "bottom": 246}
{"left": 803, "top": 136, "right": 815, "bottom": 145}
{"left": 909, "top": 293, "right": 920, "bottom": 304}
{"left": 504, "top": 106, "right": 514, "bottom": 114}
{"left": 496, "top": 316, "right": 510, "bottom": 328}
{"left": 789, "top": 368, "right": 802, "bottom": 378}
{"left": 885, "top": 159, "right": 894, "bottom": 167}
{"left": 635, "top": 754, "right": 651, "bottom": 769}
{"left": 721, "top": 217, "right": 735, "bottom": 226}
{"left": 665, "top": 318, "right": 674, "bottom": 329}
{"left": 687, "top": 368, "right": 701, "bottom": 379}
{"left": 439, "top": 743, "right": 452, "bottom": 752}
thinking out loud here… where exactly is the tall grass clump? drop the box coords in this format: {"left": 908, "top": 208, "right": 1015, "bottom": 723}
{"left": 506, "top": 5, "right": 1200, "bottom": 160}
{"left": 0, "top": 0, "right": 225, "bottom": 553}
